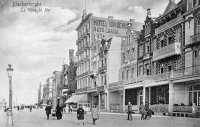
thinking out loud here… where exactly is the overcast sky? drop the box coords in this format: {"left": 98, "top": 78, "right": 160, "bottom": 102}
{"left": 0, "top": 0, "right": 180, "bottom": 105}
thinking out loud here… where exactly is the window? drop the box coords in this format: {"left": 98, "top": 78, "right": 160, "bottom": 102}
{"left": 197, "top": 18, "right": 200, "bottom": 34}
{"left": 168, "top": 36, "right": 174, "bottom": 44}
{"left": 194, "top": 50, "right": 198, "bottom": 58}
{"left": 131, "top": 68, "right": 135, "bottom": 78}
{"left": 127, "top": 70, "right": 129, "bottom": 79}
{"left": 122, "top": 52, "right": 125, "bottom": 63}
{"left": 122, "top": 71, "right": 124, "bottom": 80}
{"left": 161, "top": 67, "right": 164, "bottom": 73}
{"left": 161, "top": 40, "right": 165, "bottom": 47}
{"left": 132, "top": 48, "right": 135, "bottom": 59}
{"left": 168, "top": 66, "right": 172, "bottom": 72}
{"left": 127, "top": 50, "right": 130, "bottom": 60}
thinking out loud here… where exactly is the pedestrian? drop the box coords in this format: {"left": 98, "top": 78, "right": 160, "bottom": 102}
{"left": 56, "top": 104, "right": 62, "bottom": 120}
{"left": 45, "top": 103, "right": 52, "bottom": 120}
{"left": 139, "top": 102, "right": 145, "bottom": 120}
{"left": 127, "top": 101, "right": 132, "bottom": 120}
{"left": 29, "top": 105, "right": 32, "bottom": 112}
{"left": 69, "top": 104, "right": 72, "bottom": 113}
{"left": 17, "top": 106, "right": 19, "bottom": 111}
{"left": 144, "top": 102, "right": 151, "bottom": 119}
{"left": 91, "top": 105, "right": 99, "bottom": 125}
{"left": 77, "top": 105, "right": 85, "bottom": 125}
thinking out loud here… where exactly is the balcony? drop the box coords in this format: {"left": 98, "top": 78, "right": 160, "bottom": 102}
{"left": 186, "top": 33, "right": 200, "bottom": 48}
{"left": 143, "top": 53, "right": 151, "bottom": 60}
{"left": 98, "top": 66, "right": 107, "bottom": 74}
{"left": 153, "top": 42, "right": 181, "bottom": 61}
{"left": 155, "top": 15, "right": 184, "bottom": 34}
{"left": 75, "top": 87, "right": 88, "bottom": 93}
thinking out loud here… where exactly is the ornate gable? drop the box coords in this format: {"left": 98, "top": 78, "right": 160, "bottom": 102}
{"left": 162, "top": 0, "right": 178, "bottom": 16}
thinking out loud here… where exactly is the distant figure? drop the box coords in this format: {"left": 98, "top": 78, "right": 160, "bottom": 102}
{"left": 139, "top": 102, "right": 145, "bottom": 120}
{"left": 45, "top": 103, "right": 52, "bottom": 120}
{"left": 144, "top": 102, "right": 151, "bottom": 119}
{"left": 127, "top": 101, "right": 132, "bottom": 120}
{"left": 17, "top": 106, "right": 19, "bottom": 111}
{"left": 77, "top": 105, "right": 85, "bottom": 125}
{"left": 69, "top": 104, "right": 72, "bottom": 113}
{"left": 56, "top": 104, "right": 62, "bottom": 120}
{"left": 29, "top": 105, "right": 32, "bottom": 112}
{"left": 91, "top": 105, "right": 99, "bottom": 125}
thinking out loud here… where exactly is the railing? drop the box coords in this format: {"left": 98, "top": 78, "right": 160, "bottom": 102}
{"left": 75, "top": 87, "right": 88, "bottom": 93}
{"left": 153, "top": 42, "right": 181, "bottom": 61}
{"left": 150, "top": 104, "right": 169, "bottom": 113}
{"left": 136, "top": 64, "right": 200, "bottom": 83}
{"left": 109, "top": 81, "right": 123, "bottom": 88}
{"left": 190, "top": 33, "right": 200, "bottom": 45}
{"left": 155, "top": 15, "right": 184, "bottom": 34}
{"left": 173, "top": 106, "right": 192, "bottom": 113}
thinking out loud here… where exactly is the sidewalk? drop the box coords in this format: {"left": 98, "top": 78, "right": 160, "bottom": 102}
{"left": 0, "top": 110, "right": 7, "bottom": 127}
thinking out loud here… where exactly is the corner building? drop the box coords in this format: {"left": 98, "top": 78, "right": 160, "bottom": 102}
{"left": 75, "top": 10, "right": 141, "bottom": 111}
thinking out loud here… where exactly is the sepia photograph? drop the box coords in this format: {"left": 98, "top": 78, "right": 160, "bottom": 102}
{"left": 0, "top": 0, "right": 200, "bottom": 126}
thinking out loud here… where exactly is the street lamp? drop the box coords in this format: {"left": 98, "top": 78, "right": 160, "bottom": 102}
{"left": 7, "top": 64, "right": 14, "bottom": 126}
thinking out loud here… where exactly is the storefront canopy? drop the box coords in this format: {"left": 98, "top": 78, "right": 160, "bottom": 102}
{"left": 64, "top": 94, "right": 87, "bottom": 104}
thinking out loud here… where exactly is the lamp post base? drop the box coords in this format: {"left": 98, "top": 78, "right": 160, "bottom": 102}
{"left": 6, "top": 110, "right": 13, "bottom": 126}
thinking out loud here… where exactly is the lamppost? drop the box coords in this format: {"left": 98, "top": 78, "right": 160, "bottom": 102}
{"left": 7, "top": 64, "right": 14, "bottom": 126}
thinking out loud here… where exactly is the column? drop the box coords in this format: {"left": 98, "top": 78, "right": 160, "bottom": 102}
{"left": 143, "top": 86, "right": 146, "bottom": 104}
{"left": 149, "top": 86, "right": 151, "bottom": 105}
{"left": 98, "top": 94, "right": 101, "bottom": 112}
{"left": 106, "top": 92, "right": 110, "bottom": 111}
{"left": 123, "top": 88, "right": 125, "bottom": 112}
{"left": 169, "top": 81, "right": 174, "bottom": 112}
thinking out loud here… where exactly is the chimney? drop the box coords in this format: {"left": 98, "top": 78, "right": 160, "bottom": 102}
{"left": 108, "top": 16, "right": 114, "bottom": 19}
{"left": 69, "top": 49, "right": 74, "bottom": 63}
{"left": 147, "top": 8, "right": 151, "bottom": 18}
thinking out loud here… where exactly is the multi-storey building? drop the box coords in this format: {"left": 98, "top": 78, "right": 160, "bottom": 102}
{"left": 73, "top": 9, "right": 142, "bottom": 111}
{"left": 184, "top": 0, "right": 200, "bottom": 107}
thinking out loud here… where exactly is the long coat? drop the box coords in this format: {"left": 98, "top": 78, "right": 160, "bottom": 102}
{"left": 56, "top": 105, "right": 62, "bottom": 119}
{"left": 77, "top": 107, "right": 84, "bottom": 120}
{"left": 139, "top": 105, "right": 145, "bottom": 115}
{"left": 91, "top": 108, "right": 99, "bottom": 120}
{"left": 45, "top": 105, "right": 52, "bottom": 115}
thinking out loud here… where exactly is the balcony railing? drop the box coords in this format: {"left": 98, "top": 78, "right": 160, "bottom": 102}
{"left": 173, "top": 106, "right": 192, "bottom": 113}
{"left": 190, "top": 33, "right": 200, "bottom": 45}
{"left": 155, "top": 15, "right": 184, "bottom": 34}
{"left": 153, "top": 42, "right": 181, "bottom": 61}
{"left": 150, "top": 104, "right": 169, "bottom": 113}
{"left": 137, "top": 64, "right": 200, "bottom": 82}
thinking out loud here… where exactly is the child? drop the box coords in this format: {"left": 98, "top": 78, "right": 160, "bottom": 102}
{"left": 52, "top": 110, "right": 56, "bottom": 120}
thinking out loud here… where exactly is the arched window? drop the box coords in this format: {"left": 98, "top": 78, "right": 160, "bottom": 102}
{"left": 197, "top": 17, "right": 200, "bottom": 34}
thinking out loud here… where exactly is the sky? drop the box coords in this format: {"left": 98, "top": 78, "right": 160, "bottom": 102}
{"left": 0, "top": 0, "right": 181, "bottom": 105}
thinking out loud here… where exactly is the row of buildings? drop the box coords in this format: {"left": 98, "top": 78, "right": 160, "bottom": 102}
{"left": 70, "top": 0, "right": 200, "bottom": 115}
{"left": 39, "top": 0, "right": 200, "bottom": 115}
{"left": 37, "top": 49, "right": 77, "bottom": 109}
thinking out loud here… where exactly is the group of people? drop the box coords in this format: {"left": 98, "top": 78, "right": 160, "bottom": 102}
{"left": 45, "top": 103, "right": 99, "bottom": 125}
{"left": 77, "top": 105, "right": 99, "bottom": 125}
{"left": 45, "top": 103, "right": 63, "bottom": 120}
{"left": 127, "top": 101, "right": 152, "bottom": 120}
{"left": 139, "top": 102, "right": 152, "bottom": 120}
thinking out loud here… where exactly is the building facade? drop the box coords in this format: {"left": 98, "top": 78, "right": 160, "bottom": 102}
{"left": 75, "top": 9, "right": 142, "bottom": 111}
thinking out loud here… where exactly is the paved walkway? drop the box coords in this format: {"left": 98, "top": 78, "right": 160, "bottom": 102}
{"left": 0, "top": 109, "right": 200, "bottom": 127}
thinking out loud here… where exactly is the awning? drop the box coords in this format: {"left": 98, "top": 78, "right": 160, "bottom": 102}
{"left": 64, "top": 94, "right": 87, "bottom": 104}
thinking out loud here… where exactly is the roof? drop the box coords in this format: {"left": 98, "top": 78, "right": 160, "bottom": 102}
{"left": 163, "top": 1, "right": 178, "bottom": 16}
